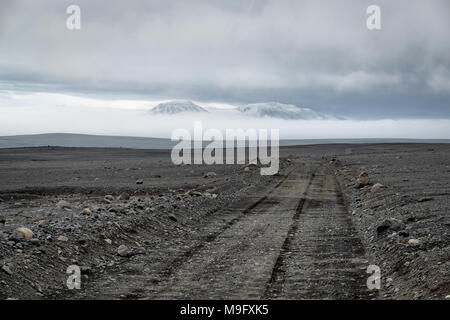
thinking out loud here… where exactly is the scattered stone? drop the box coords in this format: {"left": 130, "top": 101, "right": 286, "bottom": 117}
{"left": 57, "top": 235, "right": 69, "bottom": 242}
{"left": 408, "top": 238, "right": 420, "bottom": 245}
{"left": 240, "top": 163, "right": 257, "bottom": 171}
{"left": 376, "top": 218, "right": 403, "bottom": 234}
{"left": 168, "top": 214, "right": 178, "bottom": 222}
{"left": 2, "top": 265, "right": 13, "bottom": 275}
{"left": 189, "top": 191, "right": 204, "bottom": 197}
{"left": 15, "top": 227, "right": 34, "bottom": 240}
{"left": 418, "top": 197, "right": 433, "bottom": 203}
{"left": 371, "top": 183, "right": 386, "bottom": 192}
{"left": 118, "top": 192, "right": 130, "bottom": 201}
{"left": 56, "top": 200, "right": 71, "bottom": 210}
{"left": 108, "top": 206, "right": 122, "bottom": 213}
{"left": 38, "top": 220, "right": 49, "bottom": 227}
{"left": 355, "top": 172, "right": 370, "bottom": 188}
{"left": 136, "top": 179, "right": 144, "bottom": 185}
{"left": 398, "top": 230, "right": 410, "bottom": 237}
{"left": 117, "top": 244, "right": 132, "bottom": 257}
{"left": 28, "top": 239, "right": 40, "bottom": 246}
{"left": 80, "top": 266, "right": 91, "bottom": 275}
{"left": 204, "top": 172, "right": 217, "bottom": 178}
{"left": 103, "top": 195, "right": 115, "bottom": 204}
{"left": 105, "top": 239, "right": 112, "bottom": 245}
{"left": 81, "top": 208, "right": 92, "bottom": 216}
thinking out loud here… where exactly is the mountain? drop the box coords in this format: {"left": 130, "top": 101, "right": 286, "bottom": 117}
{"left": 150, "top": 101, "right": 208, "bottom": 114}
{"left": 237, "top": 102, "right": 328, "bottom": 120}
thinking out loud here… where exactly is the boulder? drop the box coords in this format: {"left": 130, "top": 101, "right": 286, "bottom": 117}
{"left": 204, "top": 172, "right": 217, "bottom": 178}
{"left": 371, "top": 183, "right": 386, "bottom": 192}
{"left": 57, "top": 235, "right": 69, "bottom": 242}
{"left": 117, "top": 244, "right": 132, "bottom": 257}
{"left": 15, "top": 227, "right": 34, "bottom": 240}
{"left": 56, "top": 200, "right": 71, "bottom": 210}
{"left": 355, "top": 172, "right": 370, "bottom": 188}
{"left": 376, "top": 218, "right": 403, "bottom": 234}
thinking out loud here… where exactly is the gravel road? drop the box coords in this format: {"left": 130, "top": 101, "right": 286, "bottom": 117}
{"left": 0, "top": 144, "right": 448, "bottom": 299}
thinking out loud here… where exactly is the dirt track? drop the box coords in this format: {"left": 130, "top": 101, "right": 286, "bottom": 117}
{"left": 0, "top": 145, "right": 449, "bottom": 299}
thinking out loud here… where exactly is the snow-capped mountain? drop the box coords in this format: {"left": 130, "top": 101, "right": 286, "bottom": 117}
{"left": 150, "top": 101, "right": 208, "bottom": 114}
{"left": 237, "top": 102, "right": 328, "bottom": 120}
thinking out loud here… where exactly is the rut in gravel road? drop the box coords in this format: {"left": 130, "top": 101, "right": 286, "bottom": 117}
{"left": 142, "top": 160, "right": 374, "bottom": 299}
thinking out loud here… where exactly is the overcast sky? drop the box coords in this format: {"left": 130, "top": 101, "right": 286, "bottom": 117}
{"left": 0, "top": 0, "right": 450, "bottom": 137}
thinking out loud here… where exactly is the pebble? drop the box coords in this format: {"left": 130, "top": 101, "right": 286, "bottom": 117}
{"left": 103, "top": 195, "right": 115, "bottom": 203}
{"left": 117, "top": 244, "right": 132, "bottom": 257}
{"left": 15, "top": 227, "right": 34, "bottom": 240}
{"left": 355, "top": 172, "right": 370, "bottom": 188}
{"left": 408, "top": 238, "right": 420, "bottom": 245}
{"left": 371, "top": 183, "right": 385, "bottom": 192}
{"left": 81, "top": 208, "right": 92, "bottom": 216}
{"left": 2, "top": 265, "right": 13, "bottom": 275}
{"left": 38, "top": 220, "right": 49, "bottom": 227}
{"left": 376, "top": 218, "right": 403, "bottom": 234}
{"left": 57, "top": 235, "right": 69, "bottom": 242}
{"left": 204, "top": 172, "right": 217, "bottom": 178}
{"left": 136, "top": 179, "right": 144, "bottom": 185}
{"left": 118, "top": 192, "right": 130, "bottom": 201}
{"left": 56, "top": 200, "right": 71, "bottom": 210}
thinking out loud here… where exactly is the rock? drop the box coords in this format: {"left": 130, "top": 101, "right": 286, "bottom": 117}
{"left": 105, "top": 239, "right": 112, "bottom": 245}
{"left": 103, "top": 195, "right": 115, "bottom": 203}
{"left": 204, "top": 172, "right": 217, "bottom": 178}
{"left": 408, "top": 238, "right": 420, "bottom": 245}
{"left": 376, "top": 218, "right": 403, "bottom": 234}
{"left": 118, "top": 192, "right": 130, "bottom": 201}
{"left": 29, "top": 238, "right": 40, "bottom": 246}
{"left": 108, "top": 206, "right": 122, "bottom": 213}
{"left": 371, "top": 183, "right": 385, "bottom": 192}
{"left": 445, "top": 295, "right": 450, "bottom": 300}
{"left": 15, "top": 227, "right": 34, "bottom": 240}
{"left": 56, "top": 200, "right": 71, "bottom": 210}
{"left": 418, "top": 197, "right": 433, "bottom": 203}
{"left": 240, "top": 163, "right": 257, "bottom": 171}
{"left": 398, "top": 230, "right": 410, "bottom": 237}
{"left": 117, "top": 244, "right": 132, "bottom": 257}
{"left": 81, "top": 208, "right": 92, "bottom": 216}
{"left": 80, "top": 266, "right": 91, "bottom": 275}
{"left": 136, "top": 179, "right": 144, "bottom": 185}
{"left": 354, "top": 171, "right": 370, "bottom": 188}
{"left": 38, "top": 220, "right": 49, "bottom": 227}
{"left": 168, "top": 214, "right": 177, "bottom": 222}
{"left": 57, "top": 235, "right": 69, "bottom": 242}
{"left": 2, "top": 265, "right": 13, "bottom": 275}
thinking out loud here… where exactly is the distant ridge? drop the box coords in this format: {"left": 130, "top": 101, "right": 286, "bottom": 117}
{"left": 237, "top": 102, "right": 329, "bottom": 120}
{"left": 150, "top": 101, "right": 208, "bottom": 114}
{"left": 1, "top": 133, "right": 449, "bottom": 150}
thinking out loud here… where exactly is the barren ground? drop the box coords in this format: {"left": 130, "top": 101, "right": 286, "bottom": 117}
{"left": 0, "top": 144, "right": 448, "bottom": 299}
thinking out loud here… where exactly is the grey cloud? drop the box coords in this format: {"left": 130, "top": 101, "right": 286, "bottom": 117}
{"left": 0, "top": 0, "right": 449, "bottom": 119}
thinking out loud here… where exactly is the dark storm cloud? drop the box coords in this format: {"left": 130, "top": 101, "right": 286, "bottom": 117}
{"left": 0, "top": 0, "right": 449, "bottom": 119}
